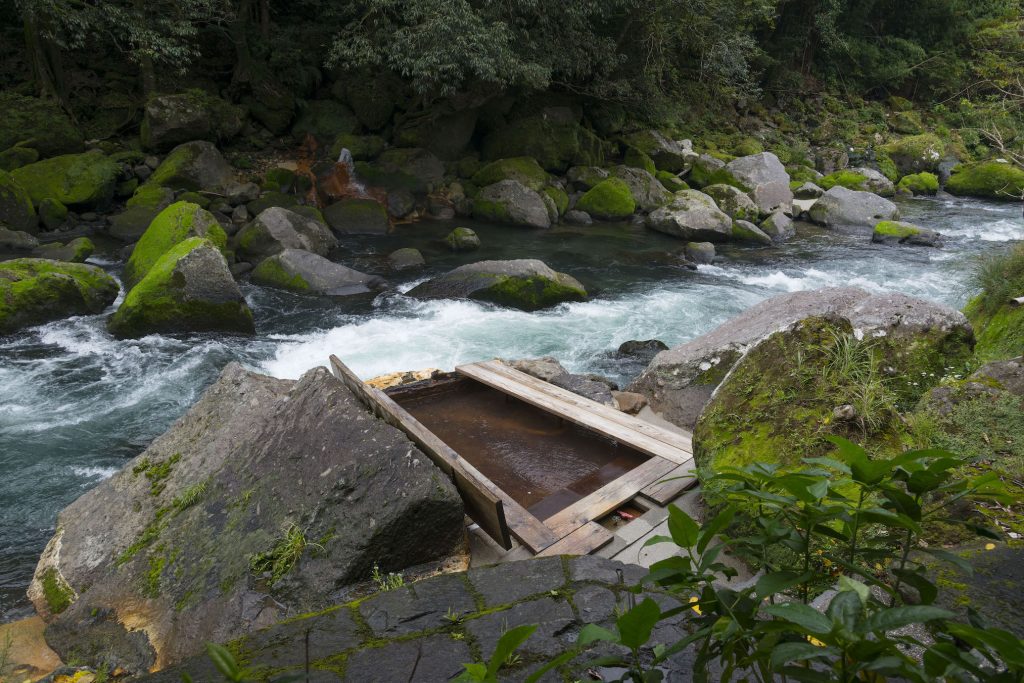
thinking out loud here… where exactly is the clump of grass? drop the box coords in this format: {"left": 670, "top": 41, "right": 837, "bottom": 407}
{"left": 250, "top": 524, "right": 321, "bottom": 586}
{"left": 172, "top": 481, "right": 208, "bottom": 512}
{"left": 820, "top": 329, "right": 900, "bottom": 435}
{"left": 968, "top": 242, "right": 1024, "bottom": 315}
{"left": 371, "top": 564, "right": 404, "bottom": 592}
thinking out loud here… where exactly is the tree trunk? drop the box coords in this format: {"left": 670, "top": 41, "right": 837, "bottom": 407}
{"left": 259, "top": 0, "right": 270, "bottom": 40}
{"left": 23, "top": 13, "right": 60, "bottom": 101}
{"left": 231, "top": 0, "right": 255, "bottom": 86}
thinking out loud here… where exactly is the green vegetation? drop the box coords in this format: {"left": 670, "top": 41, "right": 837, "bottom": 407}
{"left": 819, "top": 170, "right": 870, "bottom": 191}
{"left": 132, "top": 452, "right": 182, "bottom": 496}
{"left": 0, "top": 259, "right": 120, "bottom": 335}
{"left": 947, "top": 161, "right": 1024, "bottom": 200}
{"left": 172, "top": 481, "right": 208, "bottom": 512}
{"left": 965, "top": 243, "right": 1024, "bottom": 360}
{"left": 370, "top": 564, "right": 405, "bottom": 592}
{"left": 124, "top": 201, "right": 226, "bottom": 288}
{"left": 40, "top": 567, "right": 74, "bottom": 615}
{"left": 10, "top": 151, "right": 119, "bottom": 209}
{"left": 576, "top": 178, "right": 635, "bottom": 220}
{"left": 250, "top": 524, "right": 318, "bottom": 586}
{"left": 477, "top": 274, "right": 587, "bottom": 311}
{"left": 897, "top": 172, "right": 940, "bottom": 195}
{"left": 471, "top": 157, "right": 548, "bottom": 191}
{"left": 873, "top": 220, "right": 921, "bottom": 240}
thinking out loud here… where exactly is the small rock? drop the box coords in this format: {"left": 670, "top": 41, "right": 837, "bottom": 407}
{"left": 507, "top": 357, "right": 568, "bottom": 382}
{"left": 684, "top": 242, "right": 715, "bottom": 264}
{"left": 144, "top": 156, "right": 160, "bottom": 170}
{"left": 387, "top": 189, "right": 416, "bottom": 218}
{"left": 388, "top": 248, "right": 425, "bottom": 271}
{"left": 833, "top": 404, "right": 857, "bottom": 421}
{"left": 794, "top": 182, "right": 823, "bottom": 199}
{"left": 230, "top": 262, "right": 253, "bottom": 278}
{"left": 760, "top": 210, "right": 795, "bottom": 241}
{"left": 225, "top": 181, "right": 260, "bottom": 206}
{"left": 231, "top": 205, "right": 249, "bottom": 224}
{"left": 0, "top": 226, "right": 40, "bottom": 252}
{"left": 445, "top": 227, "right": 480, "bottom": 252}
{"left": 564, "top": 209, "right": 592, "bottom": 225}
{"left": 133, "top": 165, "right": 152, "bottom": 181}
{"left": 612, "top": 391, "right": 648, "bottom": 414}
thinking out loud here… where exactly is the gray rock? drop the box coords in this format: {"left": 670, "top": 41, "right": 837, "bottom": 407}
{"left": 621, "top": 130, "right": 692, "bottom": 173}
{"left": 472, "top": 179, "right": 551, "bottom": 229}
{"left": 807, "top": 186, "right": 900, "bottom": 233}
{"left": 0, "top": 226, "right": 39, "bottom": 251}
{"left": 646, "top": 190, "right": 733, "bottom": 241}
{"left": 386, "top": 189, "right": 416, "bottom": 218}
{"left": 0, "top": 170, "right": 37, "bottom": 234}
{"left": 731, "top": 219, "right": 773, "bottom": 245}
{"left": 445, "top": 227, "right": 480, "bottom": 251}
{"left": 133, "top": 165, "right": 152, "bottom": 181}
{"left": 233, "top": 206, "right": 338, "bottom": 262}
{"left": 849, "top": 166, "right": 896, "bottom": 197}
{"left": 970, "top": 357, "right": 1024, "bottom": 397}
{"left": 610, "top": 165, "right": 672, "bottom": 211}
{"left": 760, "top": 210, "right": 795, "bottom": 241}
{"left": 32, "top": 237, "right": 93, "bottom": 263}
{"left": 251, "top": 249, "right": 385, "bottom": 296}
{"left": 550, "top": 373, "right": 616, "bottom": 406}
{"left": 388, "top": 247, "right": 425, "bottom": 271}
{"left": 566, "top": 166, "right": 609, "bottom": 191}
{"left": 618, "top": 339, "right": 670, "bottom": 362}
{"left": 231, "top": 204, "right": 249, "bottom": 224}
{"left": 507, "top": 356, "right": 568, "bottom": 382}
{"left": 794, "top": 182, "right": 824, "bottom": 199}
{"left": 631, "top": 287, "right": 969, "bottom": 429}
{"left": 323, "top": 198, "right": 391, "bottom": 235}
{"left": 564, "top": 209, "right": 592, "bottom": 225}
{"left": 147, "top": 141, "right": 236, "bottom": 192}
{"left": 871, "top": 220, "right": 943, "bottom": 248}
{"left": 407, "top": 259, "right": 586, "bottom": 311}
{"left": 684, "top": 242, "right": 715, "bottom": 264}
{"left": 703, "top": 184, "right": 759, "bottom": 221}
{"left": 140, "top": 93, "right": 242, "bottom": 152}
{"left": 225, "top": 181, "right": 260, "bottom": 206}
{"left": 725, "top": 152, "right": 793, "bottom": 214}
{"left": 31, "top": 362, "right": 465, "bottom": 673}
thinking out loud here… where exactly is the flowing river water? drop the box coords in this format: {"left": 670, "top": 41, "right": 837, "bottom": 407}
{"left": 1, "top": 195, "right": 1021, "bottom": 621}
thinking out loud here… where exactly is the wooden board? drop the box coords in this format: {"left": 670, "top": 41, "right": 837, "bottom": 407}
{"left": 543, "top": 457, "right": 678, "bottom": 541}
{"left": 537, "top": 522, "right": 613, "bottom": 557}
{"left": 456, "top": 360, "right": 695, "bottom": 464}
{"left": 639, "top": 463, "right": 698, "bottom": 506}
{"left": 328, "top": 356, "right": 561, "bottom": 552}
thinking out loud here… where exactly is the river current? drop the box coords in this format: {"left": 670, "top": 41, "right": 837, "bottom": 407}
{"left": 1, "top": 195, "right": 1021, "bottom": 621}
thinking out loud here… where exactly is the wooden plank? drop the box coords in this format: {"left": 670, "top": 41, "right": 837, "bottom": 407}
{"left": 328, "top": 355, "right": 559, "bottom": 552}
{"left": 537, "top": 522, "right": 613, "bottom": 557}
{"left": 639, "top": 463, "right": 698, "bottom": 506}
{"left": 456, "top": 361, "right": 693, "bottom": 464}
{"left": 543, "top": 457, "right": 678, "bottom": 541}
{"left": 477, "top": 360, "right": 696, "bottom": 455}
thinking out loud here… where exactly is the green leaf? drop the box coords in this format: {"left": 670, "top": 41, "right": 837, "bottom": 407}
{"left": 696, "top": 504, "right": 736, "bottom": 554}
{"left": 892, "top": 568, "right": 938, "bottom": 605}
{"left": 205, "top": 642, "right": 243, "bottom": 682}
{"left": 577, "top": 623, "right": 618, "bottom": 646}
{"left": 764, "top": 602, "right": 832, "bottom": 634}
{"left": 863, "top": 605, "right": 953, "bottom": 633}
{"left": 524, "top": 651, "right": 577, "bottom": 683}
{"left": 456, "top": 662, "right": 488, "bottom": 682}
{"left": 616, "top": 597, "right": 661, "bottom": 650}
{"left": 826, "top": 589, "right": 862, "bottom": 631}
{"left": 837, "top": 575, "right": 871, "bottom": 605}
{"left": 486, "top": 624, "right": 537, "bottom": 676}
{"left": 641, "top": 534, "right": 675, "bottom": 548}
{"left": 667, "top": 504, "right": 700, "bottom": 548}
{"left": 945, "top": 624, "right": 1024, "bottom": 668}
{"left": 770, "top": 641, "right": 831, "bottom": 668}
{"left": 755, "top": 571, "right": 812, "bottom": 600}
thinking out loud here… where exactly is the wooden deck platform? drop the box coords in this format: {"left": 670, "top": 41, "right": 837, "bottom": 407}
{"left": 330, "top": 355, "right": 697, "bottom": 557}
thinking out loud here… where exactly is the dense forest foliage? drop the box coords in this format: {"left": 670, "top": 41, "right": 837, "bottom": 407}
{"left": 3, "top": 0, "right": 1021, "bottom": 125}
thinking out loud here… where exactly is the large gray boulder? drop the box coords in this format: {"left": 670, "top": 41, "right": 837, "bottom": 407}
{"left": 631, "top": 287, "right": 971, "bottom": 430}
{"left": 0, "top": 225, "right": 39, "bottom": 251}
{"left": 645, "top": 190, "right": 733, "bottom": 241}
{"left": 146, "top": 141, "right": 235, "bottom": 192}
{"left": 0, "top": 258, "right": 119, "bottom": 335}
{"left": 233, "top": 206, "right": 337, "bottom": 263}
{"left": 620, "top": 130, "right": 693, "bottom": 172}
{"left": 323, "top": 198, "right": 391, "bottom": 235}
{"left": 30, "top": 362, "right": 465, "bottom": 674}
{"left": 251, "top": 249, "right": 386, "bottom": 296}
{"left": 0, "top": 170, "right": 37, "bottom": 234}
{"left": 610, "top": 165, "right": 672, "bottom": 211}
{"left": 140, "top": 92, "right": 243, "bottom": 152}
{"left": 725, "top": 152, "right": 793, "bottom": 214}
{"left": 407, "top": 259, "right": 586, "bottom": 311}
{"left": 807, "top": 186, "right": 899, "bottom": 233}
{"left": 703, "top": 183, "right": 759, "bottom": 221}
{"left": 472, "top": 180, "right": 551, "bottom": 229}
{"left": 849, "top": 167, "right": 896, "bottom": 197}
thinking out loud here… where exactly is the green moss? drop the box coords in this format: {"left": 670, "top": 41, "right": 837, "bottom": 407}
{"left": 471, "top": 157, "right": 548, "bottom": 191}
{"left": 250, "top": 524, "right": 309, "bottom": 586}
{"left": 40, "top": 567, "right": 74, "bottom": 615}
{"left": 145, "top": 143, "right": 207, "bottom": 191}
{"left": 0, "top": 169, "right": 37, "bottom": 233}
{"left": 108, "top": 237, "right": 254, "bottom": 339}
{"left": 132, "top": 452, "right": 182, "bottom": 496}
{"left": 787, "top": 165, "right": 820, "bottom": 184}
{"left": 896, "top": 172, "right": 939, "bottom": 195}
{"left": 965, "top": 243, "right": 1024, "bottom": 361}
{"left": 263, "top": 168, "right": 296, "bottom": 193}
{"left": 144, "top": 553, "right": 167, "bottom": 599}
{"left": 251, "top": 255, "right": 311, "bottom": 292}
{"left": 481, "top": 116, "right": 605, "bottom": 173}
{"left": 476, "top": 274, "right": 587, "bottom": 311}
{"left": 819, "top": 170, "right": 870, "bottom": 191}
{"left": 115, "top": 507, "right": 171, "bottom": 566}
{"left": 0, "top": 258, "right": 119, "bottom": 335}
{"left": 873, "top": 220, "right": 919, "bottom": 239}
{"left": 0, "top": 145, "right": 39, "bottom": 172}
{"left": 10, "top": 151, "right": 120, "bottom": 209}
{"left": 733, "top": 136, "right": 764, "bottom": 156}
{"left": 655, "top": 170, "right": 687, "bottom": 192}
{"left": 247, "top": 190, "right": 298, "bottom": 215}
{"left": 687, "top": 158, "right": 744, "bottom": 190}
{"left": 471, "top": 197, "right": 514, "bottom": 224}
{"left": 124, "top": 201, "right": 226, "bottom": 288}
{"left": 876, "top": 152, "right": 899, "bottom": 182}
{"left": 623, "top": 146, "right": 656, "bottom": 174}
{"left": 0, "top": 92, "right": 82, "bottom": 157}
{"left": 576, "top": 178, "right": 635, "bottom": 220}
{"left": 541, "top": 186, "right": 569, "bottom": 216}
{"left": 329, "top": 134, "right": 387, "bottom": 162}
{"left": 946, "top": 161, "right": 1024, "bottom": 200}
{"left": 445, "top": 227, "right": 480, "bottom": 251}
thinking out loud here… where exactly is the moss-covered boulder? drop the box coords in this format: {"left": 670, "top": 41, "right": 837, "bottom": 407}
{"left": 140, "top": 90, "right": 244, "bottom": 152}
{"left": 882, "top": 133, "right": 943, "bottom": 175}
{"left": 576, "top": 178, "right": 636, "bottom": 220}
{"left": 107, "top": 185, "right": 176, "bottom": 242}
{"left": 623, "top": 146, "right": 656, "bottom": 173}
{"left": 329, "top": 133, "right": 387, "bottom": 162}
{"left": 946, "top": 161, "right": 1024, "bottom": 200}
{"left": 656, "top": 170, "right": 688, "bottom": 192}
{"left": 29, "top": 362, "right": 465, "bottom": 672}
{"left": 145, "top": 141, "right": 235, "bottom": 193}
{"left": 543, "top": 185, "right": 569, "bottom": 217}
{"left": 645, "top": 189, "right": 733, "bottom": 241}
{"left": 33, "top": 237, "right": 94, "bottom": 263}
{"left": 11, "top": 151, "right": 120, "bottom": 210}
{"left": 290, "top": 100, "right": 359, "bottom": 141}
{"left": 871, "top": 220, "right": 943, "bottom": 247}
{"left": 124, "top": 202, "right": 227, "bottom": 288}
{"left": 0, "top": 169, "right": 37, "bottom": 233}
{"left": 445, "top": 227, "right": 481, "bottom": 251}
{"left": 471, "top": 157, "right": 548, "bottom": 191}
{"left": 472, "top": 180, "right": 552, "bottom": 228}
{"left": 620, "top": 130, "right": 691, "bottom": 173}
{"left": 323, "top": 198, "right": 391, "bottom": 235}
{"left": 964, "top": 243, "right": 1024, "bottom": 361}
{"left": 246, "top": 190, "right": 299, "bottom": 216}
{"left": 234, "top": 206, "right": 338, "bottom": 263}
{"left": 896, "top": 172, "right": 939, "bottom": 195}
{"left": 354, "top": 147, "right": 444, "bottom": 192}
{"left": 108, "top": 237, "right": 254, "bottom": 338}
{"left": 610, "top": 166, "right": 672, "bottom": 212}
{"left": 731, "top": 219, "right": 772, "bottom": 245}
{"left": 481, "top": 116, "right": 605, "bottom": 173}
{"left": 407, "top": 259, "right": 586, "bottom": 311}
{"left": 37, "top": 197, "right": 67, "bottom": 230}
{"left": 687, "top": 154, "right": 742, "bottom": 190}
{"left": 566, "top": 165, "right": 610, "bottom": 191}
{"left": 0, "top": 258, "right": 119, "bottom": 334}
{"left": 703, "top": 184, "right": 759, "bottom": 221}
{"left": 807, "top": 186, "right": 899, "bottom": 233}
{"left": 251, "top": 249, "right": 385, "bottom": 296}
{"left": 0, "top": 145, "right": 38, "bottom": 172}
{"left": 0, "top": 93, "right": 83, "bottom": 157}
{"left": 0, "top": 226, "right": 38, "bottom": 252}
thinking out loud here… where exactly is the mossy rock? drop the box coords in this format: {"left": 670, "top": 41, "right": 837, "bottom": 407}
{"left": 408, "top": 259, "right": 587, "bottom": 311}
{"left": 291, "top": 100, "right": 359, "bottom": 141}
{"left": 0, "top": 169, "right": 37, "bottom": 234}
{"left": 732, "top": 137, "right": 764, "bottom": 156}
{"left": 542, "top": 186, "right": 569, "bottom": 217}
{"left": 145, "top": 141, "right": 235, "bottom": 193}
{"left": 108, "top": 237, "right": 254, "bottom": 338}
{"left": 882, "top": 134, "right": 943, "bottom": 175}
{"left": 0, "top": 258, "right": 119, "bottom": 334}
{"left": 140, "top": 90, "right": 244, "bottom": 152}
{"left": 819, "top": 170, "right": 870, "bottom": 192}
{"left": 0, "top": 93, "right": 83, "bottom": 157}
{"left": 323, "top": 198, "right": 390, "bottom": 235}
{"left": 246, "top": 191, "right": 299, "bottom": 216}
{"left": 965, "top": 296, "right": 1024, "bottom": 363}
{"left": 787, "top": 165, "right": 821, "bottom": 184}
{"left": 262, "top": 168, "right": 296, "bottom": 193}
{"left": 124, "top": 201, "right": 227, "bottom": 289}
{"left": 687, "top": 155, "right": 743, "bottom": 190}
{"left": 471, "top": 157, "right": 548, "bottom": 192}
{"left": 623, "top": 146, "right": 656, "bottom": 174}
{"left": 445, "top": 227, "right": 481, "bottom": 252}
{"left": 576, "top": 178, "right": 636, "bottom": 220}
{"left": 0, "top": 145, "right": 39, "bottom": 172}
{"left": 481, "top": 116, "right": 605, "bottom": 173}
{"left": 33, "top": 237, "right": 94, "bottom": 263}
{"left": 11, "top": 151, "right": 120, "bottom": 210}
{"left": 353, "top": 148, "right": 444, "bottom": 192}
{"left": 890, "top": 111, "right": 923, "bottom": 135}
{"left": 328, "top": 134, "right": 386, "bottom": 162}
{"left": 946, "top": 161, "right": 1024, "bottom": 201}
{"left": 656, "top": 170, "right": 687, "bottom": 192}
{"left": 108, "top": 185, "right": 176, "bottom": 242}
{"left": 38, "top": 198, "right": 68, "bottom": 230}
{"left": 896, "top": 172, "right": 939, "bottom": 195}
{"left": 876, "top": 152, "right": 899, "bottom": 182}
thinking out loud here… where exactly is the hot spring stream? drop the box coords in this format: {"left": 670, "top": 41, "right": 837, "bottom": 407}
{"left": 1, "top": 195, "right": 1021, "bottom": 620}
